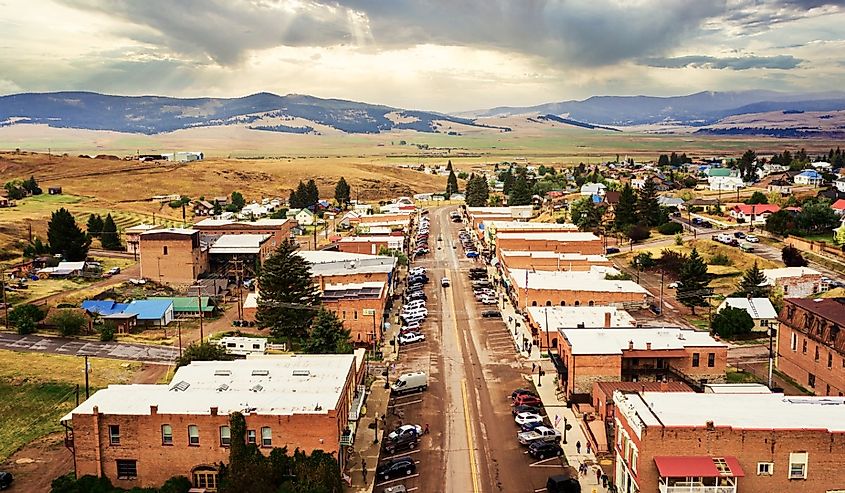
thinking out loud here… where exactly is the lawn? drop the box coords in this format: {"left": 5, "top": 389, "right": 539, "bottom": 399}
{"left": 799, "top": 232, "right": 835, "bottom": 244}
{"left": 0, "top": 350, "right": 139, "bottom": 460}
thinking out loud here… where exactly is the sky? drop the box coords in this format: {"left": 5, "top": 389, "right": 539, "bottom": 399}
{"left": 1, "top": 0, "right": 844, "bottom": 112}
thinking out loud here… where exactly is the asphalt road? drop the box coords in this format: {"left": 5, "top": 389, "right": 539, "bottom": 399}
{"left": 0, "top": 332, "right": 179, "bottom": 363}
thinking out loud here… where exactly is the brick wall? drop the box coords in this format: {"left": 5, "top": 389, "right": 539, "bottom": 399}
{"left": 139, "top": 235, "right": 208, "bottom": 286}
{"left": 323, "top": 296, "right": 386, "bottom": 345}
{"left": 495, "top": 237, "right": 604, "bottom": 256}
{"left": 500, "top": 254, "right": 612, "bottom": 272}
{"left": 517, "top": 287, "right": 645, "bottom": 311}
{"left": 194, "top": 222, "right": 295, "bottom": 248}
{"left": 778, "top": 324, "right": 845, "bottom": 396}
{"left": 338, "top": 240, "right": 389, "bottom": 255}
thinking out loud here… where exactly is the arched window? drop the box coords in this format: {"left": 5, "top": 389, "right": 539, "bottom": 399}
{"left": 552, "top": 339, "right": 558, "bottom": 348}
{"left": 588, "top": 301, "right": 595, "bottom": 307}
{"left": 560, "top": 301, "right": 566, "bottom": 306}
{"left": 545, "top": 300, "right": 552, "bottom": 306}
{"left": 574, "top": 301, "right": 580, "bottom": 307}
{"left": 531, "top": 301, "right": 538, "bottom": 307}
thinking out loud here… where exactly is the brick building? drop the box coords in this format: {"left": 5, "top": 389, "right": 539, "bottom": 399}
{"left": 299, "top": 251, "right": 396, "bottom": 290}
{"left": 495, "top": 231, "right": 604, "bottom": 256}
{"left": 193, "top": 218, "right": 296, "bottom": 248}
{"left": 321, "top": 281, "right": 388, "bottom": 346}
{"left": 761, "top": 267, "right": 823, "bottom": 297}
{"left": 124, "top": 224, "right": 159, "bottom": 256}
{"left": 526, "top": 305, "right": 637, "bottom": 352}
{"left": 62, "top": 355, "right": 361, "bottom": 490}
{"left": 500, "top": 251, "right": 612, "bottom": 272}
{"left": 139, "top": 229, "right": 209, "bottom": 286}
{"left": 507, "top": 268, "right": 650, "bottom": 310}
{"left": 477, "top": 220, "right": 578, "bottom": 248}
{"left": 554, "top": 327, "right": 726, "bottom": 401}
{"left": 338, "top": 236, "right": 404, "bottom": 255}
{"left": 613, "top": 391, "right": 845, "bottom": 493}
{"left": 777, "top": 297, "right": 845, "bottom": 396}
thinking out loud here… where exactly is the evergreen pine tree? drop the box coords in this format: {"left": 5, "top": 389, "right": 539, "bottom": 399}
{"left": 636, "top": 178, "right": 661, "bottom": 226}
{"left": 47, "top": 208, "right": 90, "bottom": 261}
{"left": 301, "top": 308, "right": 353, "bottom": 354}
{"left": 614, "top": 183, "right": 638, "bottom": 230}
{"left": 100, "top": 213, "right": 122, "bottom": 250}
{"left": 305, "top": 179, "right": 319, "bottom": 206}
{"left": 677, "top": 248, "right": 710, "bottom": 314}
{"left": 508, "top": 173, "right": 532, "bottom": 206}
{"left": 737, "top": 261, "right": 768, "bottom": 298}
{"left": 86, "top": 214, "right": 104, "bottom": 237}
{"left": 334, "top": 177, "right": 351, "bottom": 208}
{"left": 446, "top": 170, "right": 459, "bottom": 197}
{"left": 256, "top": 239, "right": 321, "bottom": 348}
{"left": 501, "top": 169, "right": 515, "bottom": 195}
{"left": 446, "top": 160, "right": 453, "bottom": 171}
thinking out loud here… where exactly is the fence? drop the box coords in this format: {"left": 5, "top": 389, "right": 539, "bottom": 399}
{"left": 785, "top": 235, "right": 845, "bottom": 261}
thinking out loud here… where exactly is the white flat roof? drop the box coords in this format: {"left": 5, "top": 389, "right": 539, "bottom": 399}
{"left": 762, "top": 267, "right": 821, "bottom": 284}
{"left": 501, "top": 251, "right": 609, "bottom": 262}
{"left": 140, "top": 227, "right": 196, "bottom": 236}
{"left": 125, "top": 224, "right": 159, "bottom": 233}
{"left": 509, "top": 268, "right": 647, "bottom": 294}
{"left": 496, "top": 231, "right": 600, "bottom": 241}
{"left": 484, "top": 221, "right": 578, "bottom": 231}
{"left": 561, "top": 327, "right": 724, "bottom": 355}
{"left": 62, "top": 354, "right": 356, "bottom": 421}
{"left": 527, "top": 306, "right": 636, "bottom": 332}
{"left": 324, "top": 281, "right": 385, "bottom": 291}
{"left": 208, "top": 234, "right": 270, "bottom": 254}
{"left": 195, "top": 218, "right": 289, "bottom": 227}
{"left": 467, "top": 207, "right": 512, "bottom": 214}
{"left": 338, "top": 236, "right": 398, "bottom": 243}
{"left": 718, "top": 298, "right": 778, "bottom": 319}
{"left": 621, "top": 392, "right": 845, "bottom": 432}
{"left": 298, "top": 251, "right": 396, "bottom": 276}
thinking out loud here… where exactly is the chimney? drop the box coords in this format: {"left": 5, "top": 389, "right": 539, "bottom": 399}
{"left": 628, "top": 340, "right": 634, "bottom": 350}
{"left": 210, "top": 407, "right": 218, "bottom": 416}
{"left": 705, "top": 420, "right": 715, "bottom": 431}
{"left": 604, "top": 312, "right": 612, "bottom": 328}
{"left": 150, "top": 405, "right": 158, "bottom": 415}
{"left": 646, "top": 342, "right": 652, "bottom": 350}
{"left": 659, "top": 381, "right": 668, "bottom": 392}
{"left": 318, "top": 275, "right": 325, "bottom": 291}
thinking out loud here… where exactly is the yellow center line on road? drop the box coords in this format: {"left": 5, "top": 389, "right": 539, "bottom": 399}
{"left": 461, "top": 378, "right": 481, "bottom": 493}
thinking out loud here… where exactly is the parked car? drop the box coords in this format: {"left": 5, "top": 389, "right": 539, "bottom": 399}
{"left": 376, "top": 457, "right": 416, "bottom": 481}
{"left": 481, "top": 310, "right": 502, "bottom": 318}
{"left": 528, "top": 441, "right": 564, "bottom": 460}
{"left": 733, "top": 231, "right": 746, "bottom": 239}
{"left": 441, "top": 277, "right": 450, "bottom": 287}
{"left": 388, "top": 424, "right": 423, "bottom": 440}
{"left": 745, "top": 234, "right": 759, "bottom": 243}
{"left": 518, "top": 426, "right": 562, "bottom": 445}
{"left": 668, "top": 281, "right": 682, "bottom": 289}
{"left": 511, "top": 388, "right": 538, "bottom": 400}
{"left": 514, "top": 412, "right": 544, "bottom": 426}
{"left": 520, "top": 420, "right": 548, "bottom": 432}
{"left": 0, "top": 471, "right": 11, "bottom": 490}
{"left": 384, "top": 429, "right": 419, "bottom": 454}
{"left": 398, "top": 332, "right": 426, "bottom": 345}
{"left": 513, "top": 394, "right": 543, "bottom": 407}
{"left": 465, "top": 251, "right": 479, "bottom": 258}
{"left": 512, "top": 404, "right": 542, "bottom": 416}
{"left": 108, "top": 267, "right": 121, "bottom": 275}
{"left": 605, "top": 247, "right": 620, "bottom": 254}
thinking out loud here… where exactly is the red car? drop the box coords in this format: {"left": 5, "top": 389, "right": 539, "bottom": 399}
{"left": 512, "top": 394, "right": 542, "bottom": 407}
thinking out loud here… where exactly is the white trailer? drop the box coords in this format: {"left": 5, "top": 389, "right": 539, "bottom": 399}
{"left": 217, "top": 336, "right": 267, "bottom": 356}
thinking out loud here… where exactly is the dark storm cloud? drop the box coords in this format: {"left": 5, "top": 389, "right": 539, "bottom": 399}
{"left": 642, "top": 54, "right": 803, "bottom": 69}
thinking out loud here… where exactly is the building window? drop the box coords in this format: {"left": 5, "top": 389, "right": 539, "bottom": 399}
{"left": 545, "top": 300, "right": 552, "bottom": 306}
{"left": 708, "top": 353, "right": 715, "bottom": 368}
{"left": 761, "top": 319, "right": 769, "bottom": 327}
{"left": 829, "top": 353, "right": 833, "bottom": 368}
{"left": 788, "top": 452, "right": 808, "bottom": 479}
{"left": 791, "top": 333, "right": 797, "bottom": 352}
{"left": 163, "top": 246, "right": 168, "bottom": 255}
{"left": 220, "top": 426, "right": 231, "bottom": 447}
{"left": 531, "top": 301, "right": 538, "bottom": 307}
{"left": 814, "top": 346, "right": 819, "bottom": 361}
{"left": 692, "top": 353, "right": 700, "bottom": 367}
{"left": 588, "top": 300, "right": 595, "bottom": 307}
{"left": 808, "top": 373, "right": 816, "bottom": 388}
{"left": 354, "top": 310, "right": 358, "bottom": 320}
{"left": 188, "top": 425, "right": 200, "bottom": 446}
{"left": 193, "top": 467, "right": 218, "bottom": 490}
{"left": 574, "top": 301, "right": 580, "bottom": 306}
{"left": 261, "top": 427, "right": 272, "bottom": 447}
{"left": 341, "top": 310, "right": 346, "bottom": 319}
{"left": 116, "top": 459, "right": 137, "bottom": 480}
{"left": 802, "top": 340, "right": 807, "bottom": 354}
{"left": 560, "top": 301, "right": 566, "bottom": 306}
{"left": 247, "top": 430, "right": 256, "bottom": 445}
{"left": 109, "top": 425, "right": 120, "bottom": 445}
{"left": 161, "top": 425, "right": 173, "bottom": 445}
{"left": 757, "top": 462, "right": 774, "bottom": 476}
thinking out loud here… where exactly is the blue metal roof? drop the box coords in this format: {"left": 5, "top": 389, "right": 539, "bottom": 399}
{"left": 798, "top": 169, "right": 821, "bottom": 178}
{"left": 123, "top": 299, "right": 173, "bottom": 320}
{"left": 81, "top": 300, "right": 129, "bottom": 316}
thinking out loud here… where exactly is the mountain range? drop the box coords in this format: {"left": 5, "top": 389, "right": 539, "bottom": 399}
{"left": 2, "top": 90, "right": 845, "bottom": 135}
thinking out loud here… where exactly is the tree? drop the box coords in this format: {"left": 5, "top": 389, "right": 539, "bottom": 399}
{"left": 334, "top": 177, "right": 351, "bottom": 208}
{"left": 213, "top": 201, "right": 223, "bottom": 216}
{"left": 657, "top": 222, "right": 683, "bottom": 235}
{"left": 782, "top": 245, "right": 808, "bottom": 267}
{"left": 636, "top": 178, "right": 662, "bottom": 227}
{"left": 305, "top": 179, "right": 319, "bottom": 206}
{"left": 49, "top": 310, "right": 88, "bottom": 336}
{"left": 737, "top": 261, "right": 769, "bottom": 297}
{"left": 230, "top": 191, "right": 246, "bottom": 210}
{"left": 795, "top": 199, "right": 839, "bottom": 235}
{"left": 658, "top": 154, "right": 670, "bottom": 168}
{"left": 3, "top": 180, "right": 26, "bottom": 200}
{"left": 711, "top": 306, "right": 754, "bottom": 338}
{"left": 446, "top": 160, "right": 453, "bottom": 171}
{"left": 22, "top": 236, "right": 50, "bottom": 258}
{"left": 765, "top": 209, "right": 795, "bottom": 236}
{"left": 86, "top": 214, "right": 104, "bottom": 237}
{"left": 256, "top": 239, "right": 321, "bottom": 347}
{"left": 570, "top": 197, "right": 605, "bottom": 230}
{"left": 500, "top": 168, "right": 515, "bottom": 195}
{"left": 507, "top": 173, "right": 532, "bottom": 206}
{"left": 176, "top": 341, "right": 233, "bottom": 368}
{"left": 100, "top": 213, "right": 122, "bottom": 250}
{"left": 677, "top": 248, "right": 710, "bottom": 314}
{"left": 445, "top": 169, "right": 459, "bottom": 197}
{"left": 290, "top": 181, "right": 309, "bottom": 209}
{"left": 301, "top": 308, "right": 353, "bottom": 354}
{"left": 737, "top": 149, "right": 758, "bottom": 182}
{"left": 9, "top": 304, "right": 42, "bottom": 335}
{"left": 465, "top": 175, "right": 489, "bottom": 207}
{"left": 47, "top": 208, "right": 91, "bottom": 261}
{"left": 614, "top": 183, "right": 638, "bottom": 230}
{"left": 23, "top": 175, "right": 42, "bottom": 195}
{"left": 745, "top": 191, "right": 768, "bottom": 205}
{"left": 626, "top": 224, "right": 651, "bottom": 242}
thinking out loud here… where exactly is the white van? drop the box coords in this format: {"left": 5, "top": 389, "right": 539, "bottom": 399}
{"left": 401, "top": 307, "right": 428, "bottom": 318}
{"left": 391, "top": 371, "right": 428, "bottom": 395}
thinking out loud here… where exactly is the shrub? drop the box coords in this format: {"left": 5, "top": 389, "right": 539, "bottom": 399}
{"left": 99, "top": 321, "right": 116, "bottom": 342}
{"left": 782, "top": 245, "right": 808, "bottom": 267}
{"left": 48, "top": 310, "right": 88, "bottom": 336}
{"left": 657, "top": 249, "right": 688, "bottom": 275}
{"left": 626, "top": 224, "right": 651, "bottom": 242}
{"left": 674, "top": 233, "right": 683, "bottom": 246}
{"left": 709, "top": 253, "right": 731, "bottom": 266}
{"left": 657, "top": 222, "right": 683, "bottom": 235}
{"left": 168, "top": 200, "right": 183, "bottom": 208}
{"left": 631, "top": 252, "right": 656, "bottom": 269}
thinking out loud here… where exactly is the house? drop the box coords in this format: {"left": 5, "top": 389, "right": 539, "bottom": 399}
{"left": 295, "top": 208, "right": 316, "bottom": 226}
{"left": 193, "top": 200, "right": 215, "bottom": 216}
{"left": 834, "top": 177, "right": 845, "bottom": 193}
{"left": 123, "top": 299, "right": 174, "bottom": 327}
{"left": 777, "top": 297, "right": 845, "bottom": 396}
{"left": 657, "top": 196, "right": 684, "bottom": 208}
{"left": 37, "top": 261, "right": 87, "bottom": 278}
{"left": 729, "top": 204, "right": 780, "bottom": 223}
{"left": 613, "top": 391, "right": 845, "bottom": 493}
{"left": 767, "top": 177, "right": 793, "bottom": 195}
{"left": 148, "top": 297, "right": 216, "bottom": 318}
{"left": 794, "top": 169, "right": 823, "bottom": 186}
{"left": 717, "top": 297, "right": 778, "bottom": 333}
{"left": 81, "top": 300, "right": 130, "bottom": 317}
{"left": 239, "top": 202, "right": 269, "bottom": 218}
{"left": 124, "top": 224, "right": 160, "bottom": 256}
{"left": 61, "top": 354, "right": 361, "bottom": 489}
{"left": 709, "top": 175, "right": 745, "bottom": 192}
{"left": 832, "top": 199, "right": 845, "bottom": 215}
{"left": 810, "top": 161, "right": 832, "bottom": 170}
{"left": 554, "top": 326, "right": 726, "bottom": 401}
{"left": 580, "top": 183, "right": 607, "bottom": 196}
{"left": 101, "top": 312, "right": 138, "bottom": 334}
{"left": 48, "top": 186, "right": 62, "bottom": 195}
{"left": 762, "top": 267, "right": 823, "bottom": 297}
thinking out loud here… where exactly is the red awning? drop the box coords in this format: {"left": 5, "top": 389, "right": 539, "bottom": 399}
{"left": 654, "top": 456, "right": 745, "bottom": 478}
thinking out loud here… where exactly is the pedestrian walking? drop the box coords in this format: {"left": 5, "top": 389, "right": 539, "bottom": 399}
{"left": 601, "top": 473, "right": 608, "bottom": 488}
{"left": 586, "top": 442, "right": 592, "bottom": 454}
{"left": 576, "top": 440, "right": 581, "bottom": 454}
{"left": 527, "top": 345, "right": 532, "bottom": 356}
{"left": 361, "top": 458, "right": 367, "bottom": 482}
{"left": 424, "top": 423, "right": 430, "bottom": 435}
{"left": 532, "top": 362, "right": 536, "bottom": 372}
{"left": 595, "top": 467, "right": 602, "bottom": 484}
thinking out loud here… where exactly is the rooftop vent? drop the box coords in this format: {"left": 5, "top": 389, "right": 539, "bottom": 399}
{"left": 171, "top": 381, "right": 190, "bottom": 392}
{"left": 250, "top": 384, "right": 264, "bottom": 392}
{"left": 292, "top": 369, "right": 311, "bottom": 377}
{"left": 251, "top": 370, "right": 270, "bottom": 376}
{"left": 216, "top": 384, "right": 229, "bottom": 392}
{"left": 214, "top": 370, "right": 232, "bottom": 377}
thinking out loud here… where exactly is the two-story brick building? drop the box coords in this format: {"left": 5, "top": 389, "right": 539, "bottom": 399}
{"left": 555, "top": 327, "right": 726, "bottom": 401}
{"left": 499, "top": 251, "right": 612, "bottom": 272}
{"left": 526, "top": 305, "right": 637, "bottom": 352}
{"left": 777, "top": 297, "right": 845, "bottom": 396}
{"left": 507, "top": 268, "right": 650, "bottom": 310}
{"left": 613, "top": 391, "right": 845, "bottom": 493}
{"left": 139, "top": 229, "right": 210, "bottom": 286}
{"left": 321, "top": 281, "right": 388, "bottom": 346}
{"left": 193, "top": 218, "right": 296, "bottom": 249}
{"left": 62, "top": 354, "right": 360, "bottom": 490}
{"left": 495, "top": 231, "right": 604, "bottom": 257}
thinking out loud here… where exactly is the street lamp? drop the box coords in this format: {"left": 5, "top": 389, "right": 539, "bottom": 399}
{"left": 562, "top": 416, "right": 569, "bottom": 444}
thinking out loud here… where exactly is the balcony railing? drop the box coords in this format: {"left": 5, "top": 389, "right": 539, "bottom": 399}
{"left": 659, "top": 484, "right": 736, "bottom": 493}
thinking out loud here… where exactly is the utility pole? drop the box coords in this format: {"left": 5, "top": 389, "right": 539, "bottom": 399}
{"left": 659, "top": 270, "right": 664, "bottom": 317}
{"left": 768, "top": 327, "right": 775, "bottom": 389}
{"left": 84, "top": 355, "right": 90, "bottom": 399}
{"left": 193, "top": 285, "right": 204, "bottom": 342}
{"left": 232, "top": 260, "right": 244, "bottom": 320}
{"left": 1, "top": 268, "right": 9, "bottom": 331}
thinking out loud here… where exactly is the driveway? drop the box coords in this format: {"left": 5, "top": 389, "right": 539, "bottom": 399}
{"left": 0, "top": 332, "right": 179, "bottom": 363}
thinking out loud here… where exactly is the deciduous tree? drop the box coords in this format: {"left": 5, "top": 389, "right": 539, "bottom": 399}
{"left": 711, "top": 306, "right": 754, "bottom": 338}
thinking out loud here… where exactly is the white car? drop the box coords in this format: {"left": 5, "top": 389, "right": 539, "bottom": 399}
{"left": 668, "top": 281, "right": 682, "bottom": 289}
{"left": 441, "top": 277, "right": 450, "bottom": 287}
{"left": 745, "top": 234, "right": 759, "bottom": 243}
{"left": 409, "top": 267, "right": 427, "bottom": 276}
{"left": 388, "top": 424, "right": 423, "bottom": 440}
{"left": 480, "top": 296, "right": 497, "bottom": 305}
{"left": 398, "top": 332, "right": 426, "bottom": 345}
{"left": 514, "top": 412, "right": 544, "bottom": 426}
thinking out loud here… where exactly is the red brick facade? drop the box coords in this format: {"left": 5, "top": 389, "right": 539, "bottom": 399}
{"left": 139, "top": 230, "right": 209, "bottom": 286}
